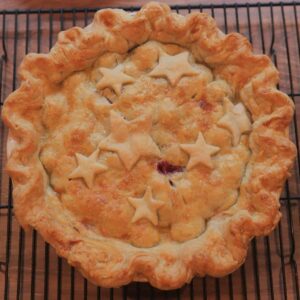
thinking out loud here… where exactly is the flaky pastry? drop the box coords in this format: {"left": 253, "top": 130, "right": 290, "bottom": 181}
{"left": 2, "top": 2, "right": 296, "bottom": 289}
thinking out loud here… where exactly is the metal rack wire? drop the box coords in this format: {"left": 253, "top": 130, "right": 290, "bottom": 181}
{"left": 0, "top": 2, "right": 299, "bottom": 299}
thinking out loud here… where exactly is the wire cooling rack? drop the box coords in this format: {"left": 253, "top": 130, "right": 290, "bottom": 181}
{"left": 0, "top": 2, "right": 299, "bottom": 299}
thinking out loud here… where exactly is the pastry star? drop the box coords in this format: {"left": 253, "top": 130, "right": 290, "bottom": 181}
{"left": 149, "top": 51, "right": 198, "bottom": 86}
{"left": 69, "top": 149, "right": 107, "bottom": 188}
{"left": 180, "top": 133, "right": 220, "bottom": 170}
{"left": 128, "top": 187, "right": 165, "bottom": 225}
{"left": 99, "top": 110, "right": 161, "bottom": 170}
{"left": 217, "top": 98, "right": 251, "bottom": 146}
{"left": 96, "top": 64, "right": 134, "bottom": 96}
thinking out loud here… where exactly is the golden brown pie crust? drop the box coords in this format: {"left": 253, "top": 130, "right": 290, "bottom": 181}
{"left": 2, "top": 2, "right": 296, "bottom": 289}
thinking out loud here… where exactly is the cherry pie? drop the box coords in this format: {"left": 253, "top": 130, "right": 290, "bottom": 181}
{"left": 2, "top": 2, "right": 296, "bottom": 289}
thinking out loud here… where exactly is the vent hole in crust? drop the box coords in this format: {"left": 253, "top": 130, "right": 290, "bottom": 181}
{"left": 168, "top": 179, "right": 175, "bottom": 187}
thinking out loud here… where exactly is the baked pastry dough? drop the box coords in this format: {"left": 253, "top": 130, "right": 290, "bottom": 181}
{"left": 2, "top": 2, "right": 296, "bottom": 289}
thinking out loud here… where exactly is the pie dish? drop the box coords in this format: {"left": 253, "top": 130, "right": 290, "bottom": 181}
{"left": 2, "top": 2, "right": 296, "bottom": 289}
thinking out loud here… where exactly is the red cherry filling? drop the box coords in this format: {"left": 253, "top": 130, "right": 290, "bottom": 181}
{"left": 157, "top": 161, "right": 184, "bottom": 175}
{"left": 199, "top": 99, "right": 213, "bottom": 112}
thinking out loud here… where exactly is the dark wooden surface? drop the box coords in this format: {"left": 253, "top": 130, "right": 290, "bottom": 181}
{"left": 0, "top": 0, "right": 294, "bottom": 10}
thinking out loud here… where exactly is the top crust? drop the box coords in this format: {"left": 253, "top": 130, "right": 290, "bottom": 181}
{"left": 2, "top": 2, "right": 296, "bottom": 289}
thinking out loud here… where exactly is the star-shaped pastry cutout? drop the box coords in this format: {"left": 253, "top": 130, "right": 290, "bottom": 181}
{"left": 128, "top": 187, "right": 165, "bottom": 225}
{"left": 180, "top": 133, "right": 220, "bottom": 170}
{"left": 99, "top": 111, "right": 161, "bottom": 170}
{"left": 96, "top": 64, "right": 134, "bottom": 96}
{"left": 217, "top": 98, "right": 251, "bottom": 146}
{"left": 69, "top": 149, "right": 107, "bottom": 188}
{"left": 149, "top": 51, "right": 198, "bottom": 86}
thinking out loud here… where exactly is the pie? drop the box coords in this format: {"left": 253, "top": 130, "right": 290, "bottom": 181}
{"left": 2, "top": 2, "right": 296, "bottom": 289}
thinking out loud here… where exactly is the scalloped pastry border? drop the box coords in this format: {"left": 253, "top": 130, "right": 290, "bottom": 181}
{"left": 2, "top": 2, "right": 296, "bottom": 289}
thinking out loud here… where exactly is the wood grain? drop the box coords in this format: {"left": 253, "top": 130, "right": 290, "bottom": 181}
{"left": 0, "top": 2, "right": 299, "bottom": 299}
{"left": 0, "top": 0, "right": 293, "bottom": 10}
